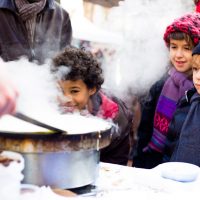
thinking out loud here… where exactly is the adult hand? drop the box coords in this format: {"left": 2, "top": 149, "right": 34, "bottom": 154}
{"left": 0, "top": 65, "right": 18, "bottom": 117}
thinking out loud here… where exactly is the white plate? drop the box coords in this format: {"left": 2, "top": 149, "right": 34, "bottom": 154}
{"left": 159, "top": 162, "right": 200, "bottom": 182}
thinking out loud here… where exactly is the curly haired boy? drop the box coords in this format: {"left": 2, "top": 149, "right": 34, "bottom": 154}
{"left": 52, "top": 47, "right": 133, "bottom": 165}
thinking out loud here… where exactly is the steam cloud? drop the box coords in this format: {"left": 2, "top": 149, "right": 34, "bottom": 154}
{"left": 102, "top": 0, "right": 194, "bottom": 101}
{"left": 0, "top": 58, "right": 60, "bottom": 118}
{"left": 0, "top": 0, "right": 194, "bottom": 117}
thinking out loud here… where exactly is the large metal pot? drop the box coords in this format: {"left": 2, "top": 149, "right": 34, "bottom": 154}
{"left": 23, "top": 150, "right": 100, "bottom": 189}
{"left": 0, "top": 123, "right": 112, "bottom": 189}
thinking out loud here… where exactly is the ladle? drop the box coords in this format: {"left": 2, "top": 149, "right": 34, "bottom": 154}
{"left": 13, "top": 112, "right": 66, "bottom": 134}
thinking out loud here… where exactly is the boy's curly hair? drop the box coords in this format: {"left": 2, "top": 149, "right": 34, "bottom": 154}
{"left": 52, "top": 47, "right": 104, "bottom": 91}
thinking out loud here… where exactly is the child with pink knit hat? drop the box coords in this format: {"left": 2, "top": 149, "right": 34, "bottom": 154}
{"left": 133, "top": 12, "right": 200, "bottom": 169}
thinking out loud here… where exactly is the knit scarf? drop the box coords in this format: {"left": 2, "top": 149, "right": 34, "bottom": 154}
{"left": 90, "top": 92, "right": 118, "bottom": 119}
{"left": 97, "top": 92, "right": 118, "bottom": 119}
{"left": 15, "top": 0, "right": 46, "bottom": 44}
{"left": 144, "top": 68, "right": 193, "bottom": 153}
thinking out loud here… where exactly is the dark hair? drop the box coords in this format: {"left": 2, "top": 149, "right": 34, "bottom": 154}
{"left": 166, "top": 32, "right": 195, "bottom": 49}
{"left": 52, "top": 47, "right": 104, "bottom": 91}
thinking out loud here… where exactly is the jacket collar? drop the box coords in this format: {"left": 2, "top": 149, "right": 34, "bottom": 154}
{"left": 177, "top": 87, "right": 197, "bottom": 107}
{"left": 185, "top": 87, "right": 197, "bottom": 103}
{"left": 0, "top": 0, "right": 55, "bottom": 11}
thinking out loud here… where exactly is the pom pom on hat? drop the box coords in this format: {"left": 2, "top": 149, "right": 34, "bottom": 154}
{"left": 192, "top": 42, "right": 200, "bottom": 55}
{"left": 163, "top": 13, "right": 200, "bottom": 47}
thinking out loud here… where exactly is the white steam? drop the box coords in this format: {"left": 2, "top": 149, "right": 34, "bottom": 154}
{"left": 0, "top": 58, "right": 112, "bottom": 133}
{"left": 54, "top": 65, "right": 71, "bottom": 81}
{"left": 1, "top": 58, "right": 60, "bottom": 117}
{"left": 102, "top": 0, "right": 194, "bottom": 100}
{"left": 0, "top": 0, "right": 195, "bottom": 121}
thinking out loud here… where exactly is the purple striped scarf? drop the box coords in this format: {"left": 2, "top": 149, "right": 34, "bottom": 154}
{"left": 144, "top": 67, "right": 193, "bottom": 153}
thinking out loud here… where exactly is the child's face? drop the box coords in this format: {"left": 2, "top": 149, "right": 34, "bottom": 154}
{"left": 58, "top": 79, "right": 96, "bottom": 111}
{"left": 192, "top": 56, "right": 200, "bottom": 94}
{"left": 169, "top": 39, "right": 193, "bottom": 74}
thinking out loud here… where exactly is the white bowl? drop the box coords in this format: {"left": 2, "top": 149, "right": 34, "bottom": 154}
{"left": 160, "top": 162, "right": 200, "bottom": 182}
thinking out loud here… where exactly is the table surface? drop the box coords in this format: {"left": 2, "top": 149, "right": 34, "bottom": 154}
{"left": 19, "top": 162, "right": 200, "bottom": 200}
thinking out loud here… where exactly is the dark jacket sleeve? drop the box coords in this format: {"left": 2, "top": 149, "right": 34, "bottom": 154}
{"left": 170, "top": 91, "right": 200, "bottom": 166}
{"left": 165, "top": 89, "right": 195, "bottom": 161}
{"left": 60, "top": 7, "right": 72, "bottom": 49}
{"left": 134, "top": 77, "right": 167, "bottom": 156}
{"left": 100, "top": 96, "right": 133, "bottom": 165}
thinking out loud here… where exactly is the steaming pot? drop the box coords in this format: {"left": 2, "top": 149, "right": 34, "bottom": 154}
{"left": 0, "top": 123, "right": 112, "bottom": 189}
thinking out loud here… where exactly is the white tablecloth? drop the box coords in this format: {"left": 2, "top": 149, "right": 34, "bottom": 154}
{"left": 20, "top": 162, "right": 200, "bottom": 200}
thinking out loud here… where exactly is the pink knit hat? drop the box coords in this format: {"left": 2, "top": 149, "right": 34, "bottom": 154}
{"left": 163, "top": 13, "right": 200, "bottom": 46}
